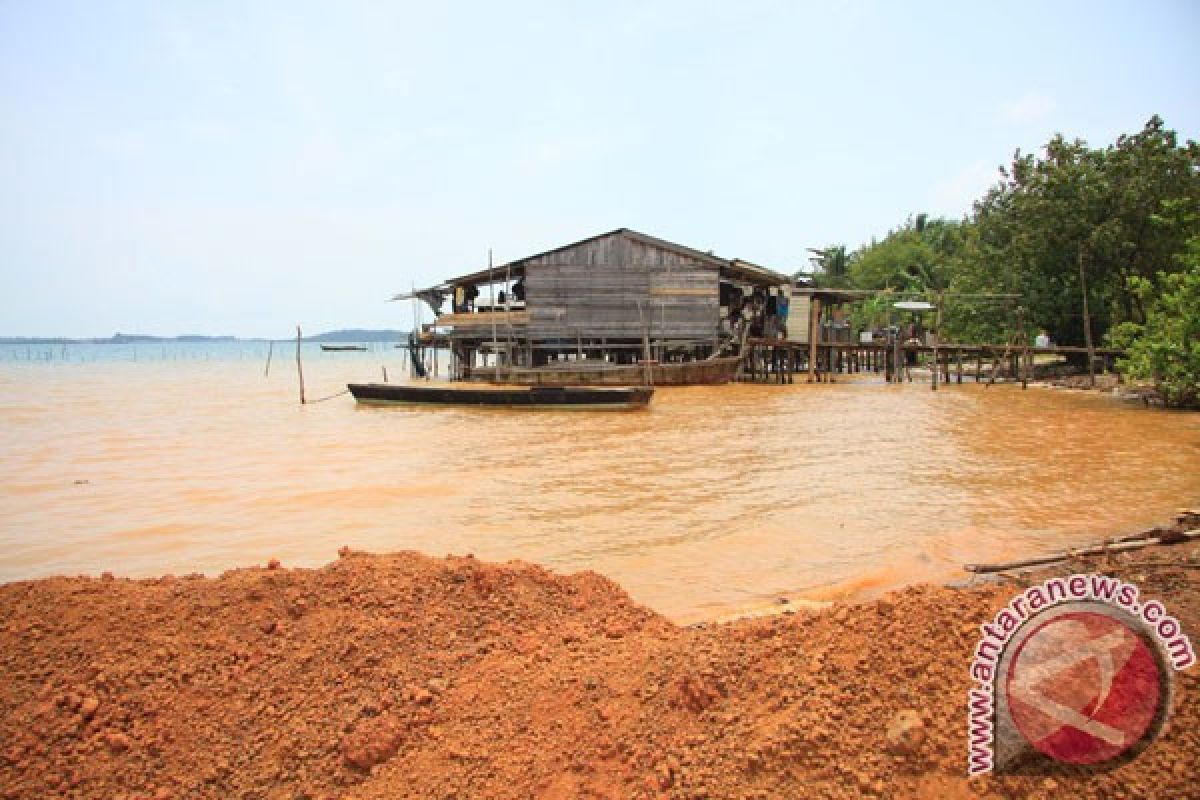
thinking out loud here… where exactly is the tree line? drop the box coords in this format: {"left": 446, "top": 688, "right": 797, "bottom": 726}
{"left": 804, "top": 115, "right": 1200, "bottom": 407}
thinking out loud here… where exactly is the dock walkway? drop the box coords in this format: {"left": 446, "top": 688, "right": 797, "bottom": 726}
{"left": 739, "top": 338, "right": 1125, "bottom": 386}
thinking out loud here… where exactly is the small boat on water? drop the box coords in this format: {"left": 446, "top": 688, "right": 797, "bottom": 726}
{"left": 347, "top": 383, "right": 653, "bottom": 410}
{"left": 321, "top": 344, "right": 368, "bottom": 352}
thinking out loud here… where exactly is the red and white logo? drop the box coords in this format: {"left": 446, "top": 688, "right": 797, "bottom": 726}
{"left": 1004, "top": 610, "right": 1164, "bottom": 765}
{"left": 968, "top": 575, "right": 1193, "bottom": 776}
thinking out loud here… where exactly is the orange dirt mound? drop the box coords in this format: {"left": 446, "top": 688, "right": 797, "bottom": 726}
{"left": 1, "top": 547, "right": 1196, "bottom": 799}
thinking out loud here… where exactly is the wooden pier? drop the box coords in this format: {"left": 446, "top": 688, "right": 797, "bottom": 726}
{"left": 738, "top": 338, "right": 1125, "bottom": 387}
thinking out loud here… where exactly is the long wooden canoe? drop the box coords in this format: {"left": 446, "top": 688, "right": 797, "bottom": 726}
{"left": 347, "top": 383, "right": 653, "bottom": 410}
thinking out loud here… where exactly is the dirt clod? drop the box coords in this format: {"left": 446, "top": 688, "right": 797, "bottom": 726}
{"left": 885, "top": 709, "right": 926, "bottom": 755}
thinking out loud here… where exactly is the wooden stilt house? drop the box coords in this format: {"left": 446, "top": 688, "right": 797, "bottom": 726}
{"left": 402, "top": 228, "right": 797, "bottom": 383}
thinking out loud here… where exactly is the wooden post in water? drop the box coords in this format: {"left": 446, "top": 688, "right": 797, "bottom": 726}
{"left": 487, "top": 248, "right": 498, "bottom": 370}
{"left": 635, "top": 299, "right": 653, "bottom": 386}
{"left": 658, "top": 302, "right": 667, "bottom": 365}
{"left": 382, "top": 366, "right": 388, "bottom": 383}
{"left": 807, "top": 297, "right": 821, "bottom": 383}
{"left": 956, "top": 349, "right": 963, "bottom": 384}
{"left": 931, "top": 296, "right": 941, "bottom": 391}
{"left": 1020, "top": 307, "right": 1031, "bottom": 389}
{"left": 504, "top": 257, "right": 514, "bottom": 367}
{"left": 264, "top": 340, "right": 274, "bottom": 377}
{"left": 295, "top": 326, "right": 306, "bottom": 405}
{"left": 893, "top": 334, "right": 902, "bottom": 384}
{"left": 1078, "top": 245, "right": 1097, "bottom": 388}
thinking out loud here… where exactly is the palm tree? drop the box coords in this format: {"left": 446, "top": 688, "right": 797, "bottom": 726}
{"left": 806, "top": 245, "right": 851, "bottom": 288}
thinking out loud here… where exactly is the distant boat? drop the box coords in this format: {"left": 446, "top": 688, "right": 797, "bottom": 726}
{"left": 470, "top": 355, "right": 742, "bottom": 386}
{"left": 321, "top": 344, "right": 367, "bottom": 352}
{"left": 347, "top": 383, "right": 653, "bottom": 410}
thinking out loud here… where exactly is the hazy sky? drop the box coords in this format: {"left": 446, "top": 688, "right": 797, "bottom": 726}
{"left": 2, "top": 1, "right": 1197, "bottom": 337}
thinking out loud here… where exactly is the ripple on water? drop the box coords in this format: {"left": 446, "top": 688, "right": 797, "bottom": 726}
{"left": 1, "top": 360, "right": 1198, "bottom": 621}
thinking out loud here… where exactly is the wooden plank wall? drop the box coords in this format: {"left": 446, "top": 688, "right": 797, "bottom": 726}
{"left": 523, "top": 232, "right": 719, "bottom": 339}
{"left": 786, "top": 297, "right": 811, "bottom": 344}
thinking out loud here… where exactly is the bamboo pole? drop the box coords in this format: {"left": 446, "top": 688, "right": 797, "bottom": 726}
{"left": 295, "top": 326, "right": 306, "bottom": 405}
{"left": 264, "top": 340, "right": 274, "bottom": 377}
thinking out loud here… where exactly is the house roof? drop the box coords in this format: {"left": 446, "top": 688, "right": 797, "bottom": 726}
{"left": 403, "top": 228, "right": 791, "bottom": 296}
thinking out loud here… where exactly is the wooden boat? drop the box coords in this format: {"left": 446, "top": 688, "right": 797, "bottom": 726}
{"left": 470, "top": 355, "right": 742, "bottom": 387}
{"left": 347, "top": 383, "right": 653, "bottom": 410}
{"left": 321, "top": 344, "right": 368, "bottom": 352}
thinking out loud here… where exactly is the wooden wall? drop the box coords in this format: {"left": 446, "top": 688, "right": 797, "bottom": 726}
{"left": 786, "top": 295, "right": 811, "bottom": 344}
{"left": 523, "top": 232, "right": 719, "bottom": 340}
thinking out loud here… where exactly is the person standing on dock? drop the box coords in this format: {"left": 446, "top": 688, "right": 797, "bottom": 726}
{"left": 1035, "top": 329, "right": 1051, "bottom": 349}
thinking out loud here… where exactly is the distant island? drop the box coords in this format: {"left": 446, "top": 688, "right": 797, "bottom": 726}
{"left": 304, "top": 329, "right": 409, "bottom": 343}
{"left": 0, "top": 329, "right": 409, "bottom": 345}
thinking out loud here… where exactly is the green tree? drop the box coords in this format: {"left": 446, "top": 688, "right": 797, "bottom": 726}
{"left": 940, "top": 217, "right": 1027, "bottom": 344}
{"left": 1108, "top": 237, "right": 1200, "bottom": 408}
{"left": 969, "top": 116, "right": 1200, "bottom": 352}
{"left": 847, "top": 215, "right": 964, "bottom": 293}
{"left": 805, "top": 245, "right": 852, "bottom": 288}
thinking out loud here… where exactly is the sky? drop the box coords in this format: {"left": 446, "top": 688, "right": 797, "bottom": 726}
{"left": 1, "top": 1, "right": 1197, "bottom": 337}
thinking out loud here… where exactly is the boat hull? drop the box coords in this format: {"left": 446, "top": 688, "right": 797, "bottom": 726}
{"left": 471, "top": 356, "right": 741, "bottom": 386}
{"left": 347, "top": 383, "right": 653, "bottom": 410}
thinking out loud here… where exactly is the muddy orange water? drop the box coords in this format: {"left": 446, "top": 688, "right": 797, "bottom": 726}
{"left": 2, "top": 349, "right": 1199, "bottom": 622}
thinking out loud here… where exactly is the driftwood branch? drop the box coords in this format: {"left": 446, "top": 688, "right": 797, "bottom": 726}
{"left": 964, "top": 529, "right": 1200, "bottom": 574}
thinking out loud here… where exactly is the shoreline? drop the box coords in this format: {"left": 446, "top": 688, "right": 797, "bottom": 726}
{"left": 2, "top": 533, "right": 1197, "bottom": 799}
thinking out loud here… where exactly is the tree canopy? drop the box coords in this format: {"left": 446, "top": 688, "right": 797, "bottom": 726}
{"left": 968, "top": 115, "right": 1200, "bottom": 348}
{"left": 1108, "top": 236, "right": 1200, "bottom": 408}
{"left": 825, "top": 115, "right": 1200, "bottom": 402}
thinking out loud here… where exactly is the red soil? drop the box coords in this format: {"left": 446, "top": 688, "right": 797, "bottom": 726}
{"left": 1, "top": 545, "right": 1196, "bottom": 799}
